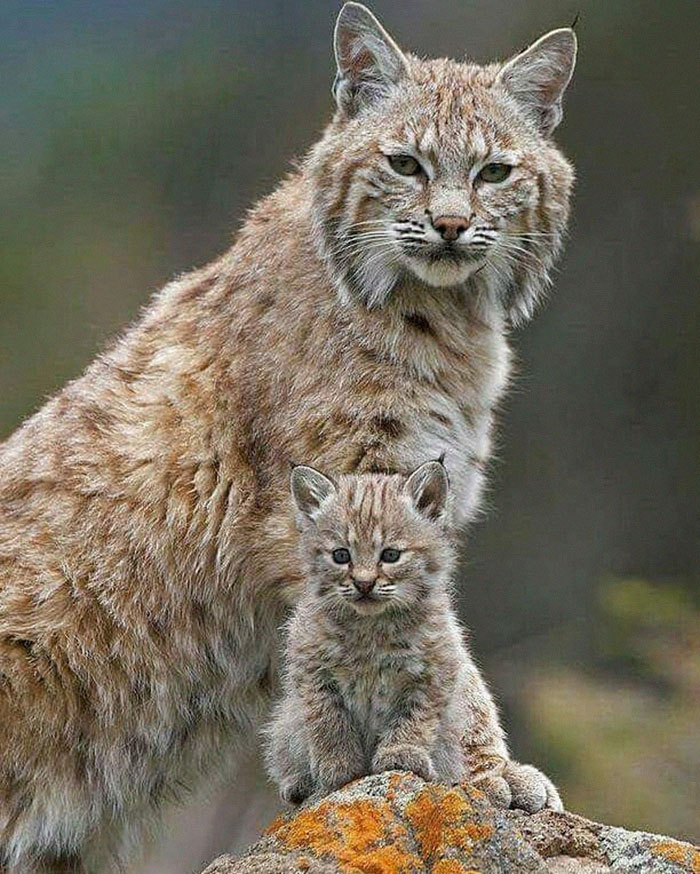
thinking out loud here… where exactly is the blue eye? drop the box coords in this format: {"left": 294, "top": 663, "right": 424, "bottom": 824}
{"left": 380, "top": 548, "right": 401, "bottom": 563}
{"left": 332, "top": 548, "right": 351, "bottom": 564}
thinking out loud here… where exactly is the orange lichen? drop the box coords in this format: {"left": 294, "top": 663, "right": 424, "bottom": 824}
{"left": 271, "top": 803, "right": 336, "bottom": 852}
{"left": 651, "top": 840, "right": 700, "bottom": 873}
{"left": 458, "top": 823, "right": 494, "bottom": 846}
{"left": 350, "top": 844, "right": 422, "bottom": 874}
{"left": 264, "top": 814, "right": 286, "bottom": 835}
{"left": 385, "top": 772, "right": 403, "bottom": 803}
{"left": 405, "top": 785, "right": 493, "bottom": 862}
{"left": 270, "top": 796, "right": 422, "bottom": 873}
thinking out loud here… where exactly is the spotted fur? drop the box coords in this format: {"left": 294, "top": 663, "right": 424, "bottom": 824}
{"left": 0, "top": 4, "right": 574, "bottom": 870}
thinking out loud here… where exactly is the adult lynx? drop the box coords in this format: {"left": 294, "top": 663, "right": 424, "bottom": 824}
{"left": 0, "top": 4, "right": 575, "bottom": 871}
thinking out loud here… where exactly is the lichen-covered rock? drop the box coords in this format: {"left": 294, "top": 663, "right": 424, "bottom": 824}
{"left": 200, "top": 772, "right": 700, "bottom": 874}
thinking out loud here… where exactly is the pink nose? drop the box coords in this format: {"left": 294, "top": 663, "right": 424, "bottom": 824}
{"left": 432, "top": 214, "right": 470, "bottom": 241}
{"left": 353, "top": 578, "right": 376, "bottom": 595}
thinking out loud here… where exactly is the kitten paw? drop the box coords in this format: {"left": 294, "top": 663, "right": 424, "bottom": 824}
{"left": 502, "top": 761, "right": 563, "bottom": 813}
{"left": 372, "top": 745, "right": 436, "bottom": 781}
{"left": 317, "top": 760, "right": 366, "bottom": 794}
{"left": 280, "top": 774, "right": 314, "bottom": 805}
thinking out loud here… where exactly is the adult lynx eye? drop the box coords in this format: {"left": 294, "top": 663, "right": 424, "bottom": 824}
{"left": 478, "top": 163, "right": 512, "bottom": 183}
{"left": 332, "top": 548, "right": 351, "bottom": 564}
{"left": 380, "top": 547, "right": 401, "bottom": 563}
{"left": 388, "top": 154, "right": 421, "bottom": 176}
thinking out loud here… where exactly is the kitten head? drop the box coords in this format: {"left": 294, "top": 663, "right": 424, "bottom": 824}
{"left": 310, "top": 2, "right": 576, "bottom": 322}
{"left": 290, "top": 460, "right": 454, "bottom": 616}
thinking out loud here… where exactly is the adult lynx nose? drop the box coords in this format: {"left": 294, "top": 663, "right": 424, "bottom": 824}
{"left": 352, "top": 577, "right": 376, "bottom": 595}
{"left": 432, "top": 214, "right": 470, "bottom": 241}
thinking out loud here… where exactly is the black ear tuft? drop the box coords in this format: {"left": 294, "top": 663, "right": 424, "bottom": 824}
{"left": 496, "top": 28, "right": 577, "bottom": 135}
{"left": 403, "top": 460, "right": 450, "bottom": 522}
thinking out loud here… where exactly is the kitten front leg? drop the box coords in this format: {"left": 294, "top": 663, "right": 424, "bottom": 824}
{"left": 372, "top": 684, "right": 441, "bottom": 782}
{"left": 266, "top": 698, "right": 315, "bottom": 805}
{"left": 306, "top": 675, "right": 365, "bottom": 795}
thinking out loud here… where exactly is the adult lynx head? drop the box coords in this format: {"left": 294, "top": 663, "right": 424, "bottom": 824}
{"left": 290, "top": 460, "right": 454, "bottom": 616}
{"left": 309, "top": 2, "right": 576, "bottom": 322}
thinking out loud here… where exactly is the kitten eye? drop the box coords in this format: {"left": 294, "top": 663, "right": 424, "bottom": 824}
{"left": 478, "top": 163, "right": 512, "bottom": 183}
{"left": 380, "top": 547, "right": 401, "bottom": 563}
{"left": 331, "top": 548, "right": 351, "bottom": 565}
{"left": 388, "top": 154, "right": 421, "bottom": 176}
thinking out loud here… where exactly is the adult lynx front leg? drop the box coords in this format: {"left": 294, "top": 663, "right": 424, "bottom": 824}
{"left": 460, "top": 657, "right": 563, "bottom": 812}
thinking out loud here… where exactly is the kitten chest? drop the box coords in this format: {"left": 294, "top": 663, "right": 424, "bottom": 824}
{"left": 333, "top": 648, "right": 429, "bottom": 746}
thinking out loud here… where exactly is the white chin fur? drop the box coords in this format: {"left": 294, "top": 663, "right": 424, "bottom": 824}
{"left": 404, "top": 256, "right": 483, "bottom": 287}
{"left": 350, "top": 598, "right": 388, "bottom": 616}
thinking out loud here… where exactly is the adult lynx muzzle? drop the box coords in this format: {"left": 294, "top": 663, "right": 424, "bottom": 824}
{"left": 0, "top": 4, "right": 575, "bottom": 871}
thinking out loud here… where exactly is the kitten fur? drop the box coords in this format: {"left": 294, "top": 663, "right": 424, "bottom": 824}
{"left": 0, "top": 4, "right": 575, "bottom": 871}
{"left": 266, "top": 462, "right": 545, "bottom": 807}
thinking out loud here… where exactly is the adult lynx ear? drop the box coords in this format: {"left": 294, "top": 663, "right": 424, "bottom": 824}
{"left": 496, "top": 28, "right": 577, "bottom": 135}
{"left": 404, "top": 460, "right": 450, "bottom": 523}
{"left": 290, "top": 465, "right": 337, "bottom": 521}
{"left": 333, "top": 2, "right": 410, "bottom": 116}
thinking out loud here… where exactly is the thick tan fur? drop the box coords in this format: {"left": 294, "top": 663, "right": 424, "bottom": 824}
{"left": 0, "top": 4, "right": 575, "bottom": 870}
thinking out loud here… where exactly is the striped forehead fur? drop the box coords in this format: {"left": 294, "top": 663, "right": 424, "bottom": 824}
{"left": 340, "top": 473, "right": 403, "bottom": 541}
{"left": 309, "top": 28, "right": 575, "bottom": 321}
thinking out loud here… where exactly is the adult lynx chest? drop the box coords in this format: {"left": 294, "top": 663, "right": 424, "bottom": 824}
{"left": 263, "top": 290, "right": 512, "bottom": 530}
{"left": 341, "top": 310, "right": 512, "bottom": 526}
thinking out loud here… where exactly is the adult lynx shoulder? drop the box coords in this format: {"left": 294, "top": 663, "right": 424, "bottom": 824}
{"left": 0, "top": 4, "right": 575, "bottom": 871}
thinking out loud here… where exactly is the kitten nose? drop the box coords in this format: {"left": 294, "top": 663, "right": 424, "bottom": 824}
{"left": 432, "top": 214, "right": 470, "bottom": 241}
{"left": 352, "top": 577, "right": 376, "bottom": 596}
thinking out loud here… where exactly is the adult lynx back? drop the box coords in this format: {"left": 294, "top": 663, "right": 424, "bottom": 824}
{"left": 0, "top": 4, "right": 576, "bottom": 872}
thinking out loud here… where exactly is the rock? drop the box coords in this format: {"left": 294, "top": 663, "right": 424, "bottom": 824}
{"left": 200, "top": 771, "right": 700, "bottom": 874}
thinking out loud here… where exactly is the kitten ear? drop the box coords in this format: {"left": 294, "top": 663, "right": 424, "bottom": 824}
{"left": 290, "top": 465, "right": 337, "bottom": 521}
{"left": 496, "top": 28, "right": 577, "bottom": 135}
{"left": 333, "top": 2, "right": 410, "bottom": 116}
{"left": 404, "top": 460, "right": 450, "bottom": 523}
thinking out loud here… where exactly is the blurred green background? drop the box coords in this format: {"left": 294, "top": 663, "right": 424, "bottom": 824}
{"left": 1, "top": 0, "right": 698, "bottom": 870}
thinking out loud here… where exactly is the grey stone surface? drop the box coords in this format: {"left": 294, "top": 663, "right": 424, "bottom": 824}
{"left": 200, "top": 772, "right": 700, "bottom": 873}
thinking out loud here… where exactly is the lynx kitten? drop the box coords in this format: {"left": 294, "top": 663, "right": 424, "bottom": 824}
{"left": 266, "top": 462, "right": 561, "bottom": 810}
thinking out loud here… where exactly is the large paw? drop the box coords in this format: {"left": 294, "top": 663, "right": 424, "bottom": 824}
{"left": 372, "top": 745, "right": 436, "bottom": 782}
{"left": 472, "top": 772, "right": 512, "bottom": 808}
{"left": 502, "top": 760, "right": 563, "bottom": 813}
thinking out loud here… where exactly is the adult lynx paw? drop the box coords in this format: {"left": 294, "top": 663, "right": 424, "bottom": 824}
{"left": 502, "top": 761, "right": 563, "bottom": 813}
{"left": 372, "top": 745, "right": 436, "bottom": 782}
{"left": 471, "top": 758, "right": 563, "bottom": 813}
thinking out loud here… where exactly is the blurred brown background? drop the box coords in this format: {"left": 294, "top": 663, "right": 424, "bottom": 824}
{"left": 1, "top": 1, "right": 698, "bottom": 870}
